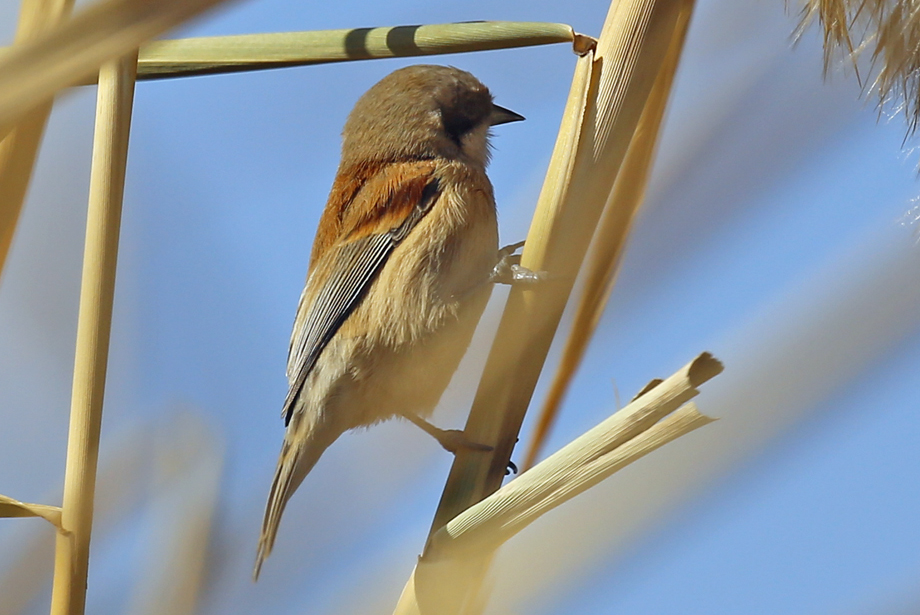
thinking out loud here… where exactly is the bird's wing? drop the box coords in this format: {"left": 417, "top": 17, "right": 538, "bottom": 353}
{"left": 282, "top": 167, "right": 441, "bottom": 425}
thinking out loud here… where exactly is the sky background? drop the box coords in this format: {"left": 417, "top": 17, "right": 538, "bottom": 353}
{"left": 2, "top": 0, "right": 920, "bottom": 613}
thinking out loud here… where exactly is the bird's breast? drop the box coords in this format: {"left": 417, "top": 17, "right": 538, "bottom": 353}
{"left": 342, "top": 161, "right": 498, "bottom": 347}
{"left": 331, "top": 161, "right": 499, "bottom": 424}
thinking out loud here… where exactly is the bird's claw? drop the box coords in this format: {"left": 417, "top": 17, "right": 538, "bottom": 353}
{"left": 490, "top": 241, "right": 549, "bottom": 286}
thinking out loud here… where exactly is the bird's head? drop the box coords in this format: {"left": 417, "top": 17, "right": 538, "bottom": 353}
{"left": 341, "top": 64, "right": 524, "bottom": 170}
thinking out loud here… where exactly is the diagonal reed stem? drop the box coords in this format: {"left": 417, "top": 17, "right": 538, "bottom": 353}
{"left": 49, "top": 51, "right": 137, "bottom": 615}
{"left": 428, "top": 0, "right": 695, "bottom": 538}
{"left": 523, "top": 4, "right": 694, "bottom": 470}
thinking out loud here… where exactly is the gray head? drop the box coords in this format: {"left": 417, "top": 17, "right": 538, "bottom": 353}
{"left": 340, "top": 65, "right": 523, "bottom": 169}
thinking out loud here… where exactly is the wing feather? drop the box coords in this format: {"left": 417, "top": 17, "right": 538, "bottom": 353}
{"left": 282, "top": 173, "right": 441, "bottom": 425}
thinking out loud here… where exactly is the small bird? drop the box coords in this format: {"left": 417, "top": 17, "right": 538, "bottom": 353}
{"left": 254, "top": 65, "right": 525, "bottom": 579}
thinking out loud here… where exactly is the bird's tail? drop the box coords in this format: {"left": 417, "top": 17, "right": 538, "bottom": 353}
{"left": 253, "top": 432, "right": 329, "bottom": 581}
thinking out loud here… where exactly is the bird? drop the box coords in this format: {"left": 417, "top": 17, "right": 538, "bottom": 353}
{"left": 253, "top": 65, "right": 525, "bottom": 579}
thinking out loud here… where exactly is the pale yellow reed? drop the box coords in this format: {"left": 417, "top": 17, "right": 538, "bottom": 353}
{"left": 524, "top": 3, "right": 694, "bottom": 469}
{"left": 49, "top": 51, "right": 137, "bottom": 615}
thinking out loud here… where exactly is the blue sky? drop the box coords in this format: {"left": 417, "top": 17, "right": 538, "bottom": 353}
{"left": 2, "top": 0, "right": 920, "bottom": 613}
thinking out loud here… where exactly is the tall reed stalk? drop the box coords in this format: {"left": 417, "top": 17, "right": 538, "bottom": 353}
{"left": 49, "top": 51, "right": 137, "bottom": 615}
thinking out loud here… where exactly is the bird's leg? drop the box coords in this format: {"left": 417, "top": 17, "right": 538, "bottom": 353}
{"left": 400, "top": 413, "right": 493, "bottom": 454}
{"left": 489, "top": 241, "right": 549, "bottom": 286}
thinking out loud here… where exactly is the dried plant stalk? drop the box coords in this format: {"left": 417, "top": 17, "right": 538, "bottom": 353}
{"left": 394, "top": 354, "right": 720, "bottom": 615}
{"left": 429, "top": 0, "right": 696, "bottom": 537}
{"left": 447, "top": 403, "right": 713, "bottom": 550}
{"left": 0, "top": 0, "right": 231, "bottom": 136}
{"left": 523, "top": 4, "right": 694, "bottom": 470}
{"left": 49, "top": 51, "right": 137, "bottom": 615}
{"left": 0, "top": 0, "right": 75, "bottom": 279}
{"left": 132, "top": 22, "right": 575, "bottom": 80}
{"left": 390, "top": 0, "right": 698, "bottom": 612}
{"left": 423, "top": 47, "right": 592, "bottom": 540}
{"left": 796, "top": 0, "right": 920, "bottom": 133}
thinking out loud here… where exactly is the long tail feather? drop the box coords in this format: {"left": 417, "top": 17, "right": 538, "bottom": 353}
{"left": 253, "top": 435, "right": 327, "bottom": 580}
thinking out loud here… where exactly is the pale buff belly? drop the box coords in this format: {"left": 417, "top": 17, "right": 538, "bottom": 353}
{"left": 334, "top": 285, "right": 491, "bottom": 428}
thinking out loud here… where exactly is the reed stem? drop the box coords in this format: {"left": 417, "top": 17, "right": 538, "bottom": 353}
{"left": 49, "top": 51, "right": 137, "bottom": 615}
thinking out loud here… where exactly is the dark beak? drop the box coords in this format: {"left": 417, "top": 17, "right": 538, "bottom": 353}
{"left": 489, "top": 104, "right": 525, "bottom": 126}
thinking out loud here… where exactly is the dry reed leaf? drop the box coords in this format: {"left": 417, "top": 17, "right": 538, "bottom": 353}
{"left": 0, "top": 0, "right": 75, "bottom": 279}
{"left": 796, "top": 0, "right": 920, "bottom": 133}
{"left": 0, "top": 494, "right": 62, "bottom": 527}
{"left": 523, "top": 4, "right": 694, "bottom": 470}
{"left": 132, "top": 22, "right": 575, "bottom": 80}
{"left": 0, "top": 0, "right": 232, "bottom": 136}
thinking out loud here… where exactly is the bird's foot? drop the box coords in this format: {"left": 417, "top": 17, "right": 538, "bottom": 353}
{"left": 490, "top": 241, "right": 549, "bottom": 286}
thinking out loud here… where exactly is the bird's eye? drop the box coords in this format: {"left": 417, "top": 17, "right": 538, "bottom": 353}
{"left": 441, "top": 108, "right": 475, "bottom": 147}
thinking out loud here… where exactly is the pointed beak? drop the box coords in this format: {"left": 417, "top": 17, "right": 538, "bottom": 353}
{"left": 489, "top": 103, "right": 525, "bottom": 126}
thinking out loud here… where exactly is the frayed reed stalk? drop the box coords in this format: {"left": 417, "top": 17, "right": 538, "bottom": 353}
{"left": 796, "top": 0, "right": 920, "bottom": 134}
{"left": 49, "top": 51, "right": 137, "bottom": 615}
{"left": 430, "top": 354, "right": 721, "bottom": 558}
{"left": 394, "top": 354, "right": 719, "bottom": 614}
